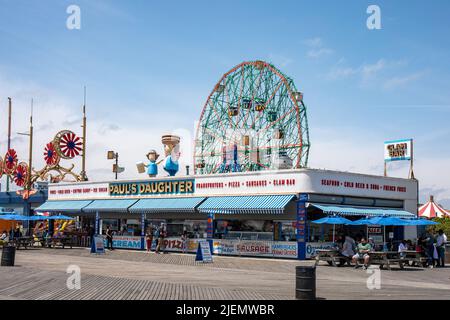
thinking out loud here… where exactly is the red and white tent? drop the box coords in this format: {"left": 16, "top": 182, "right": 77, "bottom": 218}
{"left": 418, "top": 196, "right": 450, "bottom": 218}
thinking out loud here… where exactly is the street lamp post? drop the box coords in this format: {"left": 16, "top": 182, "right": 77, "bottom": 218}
{"left": 107, "top": 151, "right": 124, "bottom": 180}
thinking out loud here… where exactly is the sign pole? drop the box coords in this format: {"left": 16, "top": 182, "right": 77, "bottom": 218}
{"left": 296, "top": 194, "right": 308, "bottom": 260}
{"left": 409, "top": 139, "right": 415, "bottom": 179}
{"left": 207, "top": 213, "right": 214, "bottom": 253}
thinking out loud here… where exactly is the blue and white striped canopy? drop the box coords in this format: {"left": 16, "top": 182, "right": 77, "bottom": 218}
{"left": 35, "top": 200, "right": 93, "bottom": 213}
{"left": 197, "top": 195, "right": 296, "bottom": 215}
{"left": 309, "top": 204, "right": 415, "bottom": 218}
{"left": 82, "top": 199, "right": 139, "bottom": 213}
{"left": 129, "top": 197, "right": 206, "bottom": 214}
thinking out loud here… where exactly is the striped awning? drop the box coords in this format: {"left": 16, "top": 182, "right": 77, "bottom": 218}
{"left": 197, "top": 195, "right": 296, "bottom": 215}
{"left": 129, "top": 197, "right": 206, "bottom": 214}
{"left": 35, "top": 200, "right": 93, "bottom": 213}
{"left": 82, "top": 199, "right": 139, "bottom": 213}
{"left": 309, "top": 204, "right": 416, "bottom": 218}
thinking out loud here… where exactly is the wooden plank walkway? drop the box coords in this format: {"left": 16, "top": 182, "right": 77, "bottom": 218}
{"left": 0, "top": 267, "right": 291, "bottom": 300}
{"left": 2, "top": 248, "right": 450, "bottom": 300}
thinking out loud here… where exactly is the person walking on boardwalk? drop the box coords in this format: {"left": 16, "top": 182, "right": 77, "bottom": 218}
{"left": 106, "top": 225, "right": 114, "bottom": 251}
{"left": 155, "top": 225, "right": 162, "bottom": 254}
{"left": 436, "top": 230, "right": 447, "bottom": 267}
{"left": 181, "top": 230, "right": 188, "bottom": 253}
{"left": 146, "top": 227, "right": 154, "bottom": 252}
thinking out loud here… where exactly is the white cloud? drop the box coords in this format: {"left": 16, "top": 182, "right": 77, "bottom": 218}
{"left": 383, "top": 72, "right": 425, "bottom": 90}
{"left": 304, "top": 37, "right": 333, "bottom": 59}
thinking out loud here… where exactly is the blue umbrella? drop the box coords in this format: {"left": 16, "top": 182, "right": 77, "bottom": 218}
{"left": 312, "top": 217, "right": 354, "bottom": 225}
{"left": 407, "top": 219, "right": 439, "bottom": 226}
{"left": 351, "top": 218, "right": 373, "bottom": 225}
{"left": 28, "top": 215, "right": 47, "bottom": 221}
{"left": 46, "top": 215, "right": 74, "bottom": 220}
{"left": 371, "top": 217, "right": 411, "bottom": 226}
{"left": 312, "top": 216, "right": 355, "bottom": 242}
{"left": 0, "top": 214, "right": 30, "bottom": 221}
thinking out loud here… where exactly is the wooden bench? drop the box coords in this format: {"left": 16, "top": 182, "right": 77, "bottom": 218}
{"left": 315, "top": 249, "right": 350, "bottom": 267}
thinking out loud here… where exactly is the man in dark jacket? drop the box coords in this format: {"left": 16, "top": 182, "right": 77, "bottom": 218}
{"left": 106, "top": 226, "right": 114, "bottom": 250}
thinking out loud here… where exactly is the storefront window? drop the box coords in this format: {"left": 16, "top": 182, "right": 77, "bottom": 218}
{"left": 215, "top": 220, "right": 274, "bottom": 240}
{"left": 102, "top": 219, "right": 119, "bottom": 234}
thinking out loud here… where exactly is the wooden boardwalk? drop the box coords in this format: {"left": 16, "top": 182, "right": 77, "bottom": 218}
{"left": 1, "top": 248, "right": 449, "bottom": 300}
{"left": 0, "top": 266, "right": 291, "bottom": 300}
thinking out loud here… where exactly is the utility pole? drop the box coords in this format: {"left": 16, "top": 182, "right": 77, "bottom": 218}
{"left": 81, "top": 86, "right": 88, "bottom": 181}
{"left": 27, "top": 99, "right": 34, "bottom": 194}
{"left": 6, "top": 97, "right": 12, "bottom": 192}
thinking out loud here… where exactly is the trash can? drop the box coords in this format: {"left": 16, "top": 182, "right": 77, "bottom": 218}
{"left": 295, "top": 265, "right": 316, "bottom": 300}
{"left": 1, "top": 245, "right": 16, "bottom": 267}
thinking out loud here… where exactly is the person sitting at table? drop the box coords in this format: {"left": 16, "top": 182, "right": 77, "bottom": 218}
{"left": 340, "top": 235, "right": 356, "bottom": 264}
{"left": 1, "top": 230, "right": 7, "bottom": 241}
{"left": 398, "top": 240, "right": 408, "bottom": 258}
{"left": 352, "top": 237, "right": 372, "bottom": 270}
{"left": 13, "top": 227, "right": 22, "bottom": 239}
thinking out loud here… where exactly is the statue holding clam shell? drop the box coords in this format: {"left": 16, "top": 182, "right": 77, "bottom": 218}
{"left": 136, "top": 134, "right": 181, "bottom": 177}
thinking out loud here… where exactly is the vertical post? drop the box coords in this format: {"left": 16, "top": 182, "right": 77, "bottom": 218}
{"left": 95, "top": 211, "right": 100, "bottom": 235}
{"left": 115, "top": 153, "right": 118, "bottom": 180}
{"left": 296, "top": 194, "right": 308, "bottom": 260}
{"left": 409, "top": 139, "right": 415, "bottom": 179}
{"left": 6, "top": 97, "right": 12, "bottom": 192}
{"left": 81, "top": 87, "right": 87, "bottom": 181}
{"left": 140, "top": 212, "right": 145, "bottom": 250}
{"left": 27, "top": 99, "right": 34, "bottom": 196}
{"left": 207, "top": 213, "right": 214, "bottom": 253}
{"left": 384, "top": 161, "right": 387, "bottom": 177}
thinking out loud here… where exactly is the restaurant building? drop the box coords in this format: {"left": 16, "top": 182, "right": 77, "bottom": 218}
{"left": 36, "top": 168, "right": 418, "bottom": 260}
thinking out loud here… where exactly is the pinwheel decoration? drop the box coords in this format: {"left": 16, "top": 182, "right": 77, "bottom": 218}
{"left": 54, "top": 130, "right": 83, "bottom": 160}
{"left": 14, "top": 162, "right": 28, "bottom": 187}
{"left": 44, "top": 141, "right": 60, "bottom": 166}
{"left": 4, "top": 148, "right": 18, "bottom": 175}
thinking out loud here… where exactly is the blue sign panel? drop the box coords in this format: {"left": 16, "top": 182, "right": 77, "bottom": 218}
{"left": 296, "top": 194, "right": 308, "bottom": 260}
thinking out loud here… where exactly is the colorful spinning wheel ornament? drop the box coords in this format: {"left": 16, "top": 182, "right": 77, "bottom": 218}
{"left": 13, "top": 162, "right": 28, "bottom": 187}
{"left": 4, "top": 148, "right": 18, "bottom": 175}
{"left": 44, "top": 141, "right": 60, "bottom": 166}
{"left": 54, "top": 130, "right": 83, "bottom": 160}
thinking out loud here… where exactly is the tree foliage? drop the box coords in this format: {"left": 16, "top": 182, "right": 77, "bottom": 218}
{"left": 426, "top": 217, "right": 450, "bottom": 235}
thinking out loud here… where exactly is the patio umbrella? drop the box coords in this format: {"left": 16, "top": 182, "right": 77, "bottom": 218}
{"left": 0, "top": 214, "right": 31, "bottom": 221}
{"left": 407, "top": 219, "right": 439, "bottom": 226}
{"left": 312, "top": 216, "right": 354, "bottom": 242}
{"left": 371, "top": 217, "right": 411, "bottom": 226}
{"left": 46, "top": 215, "right": 74, "bottom": 220}
{"left": 352, "top": 216, "right": 411, "bottom": 246}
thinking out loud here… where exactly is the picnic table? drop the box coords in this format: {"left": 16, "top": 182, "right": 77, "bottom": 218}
{"left": 45, "top": 236, "right": 75, "bottom": 249}
{"left": 402, "top": 250, "right": 428, "bottom": 267}
{"left": 315, "top": 249, "right": 350, "bottom": 267}
{"left": 10, "top": 237, "right": 34, "bottom": 250}
{"left": 367, "top": 251, "right": 406, "bottom": 270}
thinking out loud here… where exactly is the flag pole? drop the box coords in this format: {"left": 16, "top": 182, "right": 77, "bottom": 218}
{"left": 6, "top": 97, "right": 12, "bottom": 191}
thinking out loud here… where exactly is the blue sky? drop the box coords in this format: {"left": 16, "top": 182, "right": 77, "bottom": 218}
{"left": 0, "top": 0, "right": 449, "bottom": 205}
